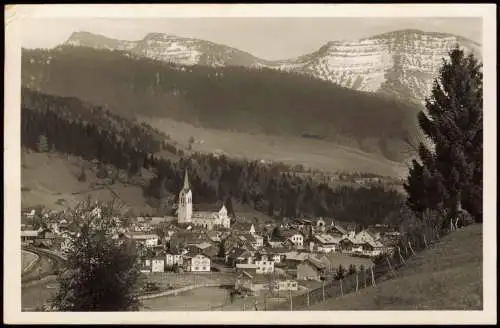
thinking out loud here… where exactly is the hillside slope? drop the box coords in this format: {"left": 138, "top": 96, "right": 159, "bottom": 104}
{"left": 21, "top": 151, "right": 156, "bottom": 214}
{"left": 310, "top": 224, "right": 483, "bottom": 310}
{"left": 22, "top": 46, "right": 422, "bottom": 162}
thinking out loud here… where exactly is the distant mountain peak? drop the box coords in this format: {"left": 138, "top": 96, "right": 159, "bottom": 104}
{"left": 61, "top": 29, "right": 482, "bottom": 104}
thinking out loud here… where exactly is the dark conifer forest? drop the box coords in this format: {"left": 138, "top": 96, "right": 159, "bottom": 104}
{"left": 22, "top": 46, "right": 423, "bottom": 162}
{"left": 21, "top": 88, "right": 405, "bottom": 227}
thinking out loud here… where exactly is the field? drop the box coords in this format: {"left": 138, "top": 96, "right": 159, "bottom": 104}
{"left": 322, "top": 254, "right": 375, "bottom": 270}
{"left": 138, "top": 116, "right": 408, "bottom": 178}
{"left": 143, "top": 272, "right": 237, "bottom": 290}
{"left": 21, "top": 151, "right": 155, "bottom": 214}
{"left": 309, "top": 224, "right": 483, "bottom": 310}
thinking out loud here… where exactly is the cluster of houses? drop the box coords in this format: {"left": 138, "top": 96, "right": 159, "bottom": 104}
{"left": 21, "top": 170, "right": 401, "bottom": 296}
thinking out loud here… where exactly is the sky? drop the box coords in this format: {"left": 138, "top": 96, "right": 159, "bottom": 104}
{"left": 21, "top": 17, "right": 482, "bottom": 60}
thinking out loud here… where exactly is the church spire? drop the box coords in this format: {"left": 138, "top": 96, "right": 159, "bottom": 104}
{"left": 183, "top": 169, "right": 190, "bottom": 191}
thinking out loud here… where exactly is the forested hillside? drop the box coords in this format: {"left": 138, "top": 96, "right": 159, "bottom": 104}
{"left": 22, "top": 46, "right": 422, "bottom": 162}
{"left": 22, "top": 89, "right": 406, "bottom": 227}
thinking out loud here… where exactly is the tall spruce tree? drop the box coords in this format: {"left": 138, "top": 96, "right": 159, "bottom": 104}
{"left": 404, "top": 46, "right": 483, "bottom": 225}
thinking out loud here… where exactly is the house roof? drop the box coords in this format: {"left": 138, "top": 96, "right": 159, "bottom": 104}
{"left": 265, "top": 247, "right": 288, "bottom": 254}
{"left": 365, "top": 240, "right": 384, "bottom": 248}
{"left": 190, "top": 254, "right": 210, "bottom": 261}
{"left": 330, "top": 225, "right": 348, "bottom": 235}
{"left": 193, "top": 202, "right": 225, "bottom": 212}
{"left": 281, "top": 230, "right": 300, "bottom": 238}
{"left": 301, "top": 256, "right": 327, "bottom": 270}
{"left": 353, "top": 230, "right": 378, "bottom": 243}
{"left": 206, "top": 230, "right": 220, "bottom": 239}
{"left": 284, "top": 251, "right": 309, "bottom": 262}
{"left": 232, "top": 221, "right": 255, "bottom": 232}
{"left": 236, "top": 263, "right": 258, "bottom": 269}
{"left": 269, "top": 234, "right": 286, "bottom": 242}
{"left": 21, "top": 230, "right": 39, "bottom": 237}
{"left": 314, "top": 234, "right": 342, "bottom": 245}
{"left": 130, "top": 232, "right": 158, "bottom": 240}
{"left": 227, "top": 247, "right": 246, "bottom": 258}
{"left": 195, "top": 242, "right": 213, "bottom": 250}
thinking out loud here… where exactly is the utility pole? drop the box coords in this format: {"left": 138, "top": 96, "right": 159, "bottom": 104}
{"left": 322, "top": 281, "right": 325, "bottom": 302}
{"left": 371, "top": 266, "right": 376, "bottom": 287}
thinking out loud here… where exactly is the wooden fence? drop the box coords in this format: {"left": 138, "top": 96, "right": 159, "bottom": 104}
{"left": 233, "top": 223, "right": 452, "bottom": 311}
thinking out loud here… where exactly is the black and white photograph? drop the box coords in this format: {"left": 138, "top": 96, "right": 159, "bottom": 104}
{"left": 4, "top": 3, "right": 496, "bottom": 325}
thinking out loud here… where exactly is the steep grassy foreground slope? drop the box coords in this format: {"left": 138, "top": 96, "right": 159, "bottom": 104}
{"left": 311, "top": 224, "right": 483, "bottom": 310}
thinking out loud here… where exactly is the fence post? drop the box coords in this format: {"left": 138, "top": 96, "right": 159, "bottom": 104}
{"left": 398, "top": 246, "right": 406, "bottom": 264}
{"left": 340, "top": 278, "right": 343, "bottom": 296}
{"left": 289, "top": 289, "right": 293, "bottom": 311}
{"left": 408, "top": 241, "right": 416, "bottom": 256}
{"left": 386, "top": 257, "right": 395, "bottom": 276}
{"left": 355, "top": 273, "right": 359, "bottom": 292}
{"left": 322, "top": 281, "right": 325, "bottom": 302}
{"left": 371, "top": 266, "right": 376, "bottom": 287}
{"left": 243, "top": 303, "right": 246, "bottom": 311}
{"left": 307, "top": 290, "right": 310, "bottom": 307}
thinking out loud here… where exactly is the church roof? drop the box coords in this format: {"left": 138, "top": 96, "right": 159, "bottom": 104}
{"left": 182, "top": 169, "right": 190, "bottom": 191}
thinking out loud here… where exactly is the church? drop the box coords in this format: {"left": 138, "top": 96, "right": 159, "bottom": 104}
{"left": 177, "top": 170, "right": 231, "bottom": 230}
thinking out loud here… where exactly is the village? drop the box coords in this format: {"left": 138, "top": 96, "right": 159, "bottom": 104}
{"left": 21, "top": 170, "right": 402, "bottom": 308}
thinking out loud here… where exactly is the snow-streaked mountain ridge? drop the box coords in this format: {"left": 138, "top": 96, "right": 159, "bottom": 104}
{"left": 63, "top": 29, "right": 482, "bottom": 104}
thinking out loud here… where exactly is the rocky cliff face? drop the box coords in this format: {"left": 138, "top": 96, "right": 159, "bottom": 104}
{"left": 65, "top": 31, "right": 266, "bottom": 67}
{"left": 274, "top": 29, "right": 482, "bottom": 104}
{"left": 64, "top": 29, "right": 481, "bottom": 104}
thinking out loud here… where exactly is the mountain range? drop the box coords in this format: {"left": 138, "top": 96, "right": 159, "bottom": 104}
{"left": 64, "top": 29, "right": 482, "bottom": 104}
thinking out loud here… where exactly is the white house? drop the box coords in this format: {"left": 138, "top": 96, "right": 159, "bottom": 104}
{"left": 140, "top": 259, "right": 152, "bottom": 273}
{"left": 275, "top": 279, "right": 299, "bottom": 292}
{"left": 252, "top": 234, "right": 264, "bottom": 249}
{"left": 271, "top": 254, "right": 282, "bottom": 263}
{"left": 151, "top": 257, "right": 165, "bottom": 272}
{"left": 24, "top": 209, "right": 36, "bottom": 219}
{"left": 314, "top": 234, "right": 342, "bottom": 253}
{"left": 189, "top": 254, "right": 211, "bottom": 272}
{"left": 289, "top": 233, "right": 304, "bottom": 248}
{"left": 165, "top": 253, "right": 184, "bottom": 267}
{"left": 21, "top": 230, "right": 39, "bottom": 243}
{"left": 255, "top": 255, "right": 275, "bottom": 274}
{"left": 130, "top": 233, "right": 159, "bottom": 248}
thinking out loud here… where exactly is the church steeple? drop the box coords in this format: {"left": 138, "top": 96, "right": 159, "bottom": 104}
{"left": 178, "top": 169, "right": 192, "bottom": 224}
{"left": 183, "top": 169, "right": 190, "bottom": 191}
